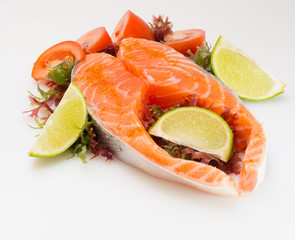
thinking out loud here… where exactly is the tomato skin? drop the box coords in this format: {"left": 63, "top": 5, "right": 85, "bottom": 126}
{"left": 32, "top": 41, "right": 85, "bottom": 81}
{"left": 112, "top": 10, "right": 155, "bottom": 45}
{"left": 76, "top": 27, "right": 112, "bottom": 53}
{"left": 164, "top": 29, "right": 206, "bottom": 56}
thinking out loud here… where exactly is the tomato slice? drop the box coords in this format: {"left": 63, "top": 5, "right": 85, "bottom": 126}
{"left": 112, "top": 10, "right": 155, "bottom": 45}
{"left": 32, "top": 41, "right": 85, "bottom": 81}
{"left": 76, "top": 27, "right": 112, "bottom": 54}
{"left": 164, "top": 29, "right": 205, "bottom": 56}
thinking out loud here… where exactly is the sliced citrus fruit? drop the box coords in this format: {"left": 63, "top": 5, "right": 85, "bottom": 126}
{"left": 148, "top": 107, "right": 233, "bottom": 162}
{"left": 211, "top": 36, "right": 286, "bottom": 101}
{"left": 29, "top": 83, "right": 87, "bottom": 157}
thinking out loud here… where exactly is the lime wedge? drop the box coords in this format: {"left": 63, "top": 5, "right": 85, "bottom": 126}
{"left": 148, "top": 107, "right": 233, "bottom": 162}
{"left": 211, "top": 36, "right": 286, "bottom": 101}
{"left": 29, "top": 83, "right": 87, "bottom": 157}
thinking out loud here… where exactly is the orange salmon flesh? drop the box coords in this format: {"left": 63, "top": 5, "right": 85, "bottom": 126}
{"left": 73, "top": 38, "right": 266, "bottom": 196}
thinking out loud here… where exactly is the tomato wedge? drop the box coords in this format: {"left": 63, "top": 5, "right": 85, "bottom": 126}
{"left": 32, "top": 41, "right": 85, "bottom": 81}
{"left": 164, "top": 29, "right": 205, "bottom": 56}
{"left": 76, "top": 27, "right": 112, "bottom": 54}
{"left": 112, "top": 10, "right": 155, "bottom": 45}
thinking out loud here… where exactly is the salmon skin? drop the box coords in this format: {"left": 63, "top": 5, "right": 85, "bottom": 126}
{"left": 73, "top": 38, "right": 266, "bottom": 196}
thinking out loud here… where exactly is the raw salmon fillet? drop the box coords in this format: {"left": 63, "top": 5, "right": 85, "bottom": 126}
{"left": 117, "top": 38, "right": 267, "bottom": 192}
{"left": 73, "top": 53, "right": 241, "bottom": 196}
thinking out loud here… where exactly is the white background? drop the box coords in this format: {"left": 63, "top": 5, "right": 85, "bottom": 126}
{"left": 0, "top": 0, "right": 294, "bottom": 239}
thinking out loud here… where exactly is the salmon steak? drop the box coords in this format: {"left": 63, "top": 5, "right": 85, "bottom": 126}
{"left": 73, "top": 38, "right": 266, "bottom": 196}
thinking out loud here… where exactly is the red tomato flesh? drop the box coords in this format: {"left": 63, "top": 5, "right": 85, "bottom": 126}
{"left": 31, "top": 41, "right": 85, "bottom": 81}
{"left": 112, "top": 10, "right": 155, "bottom": 45}
{"left": 76, "top": 27, "right": 112, "bottom": 53}
{"left": 164, "top": 29, "right": 205, "bottom": 56}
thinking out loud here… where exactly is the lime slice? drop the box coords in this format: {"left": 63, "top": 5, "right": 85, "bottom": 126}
{"left": 148, "top": 107, "right": 233, "bottom": 162}
{"left": 29, "top": 83, "right": 87, "bottom": 157}
{"left": 211, "top": 36, "right": 286, "bottom": 101}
